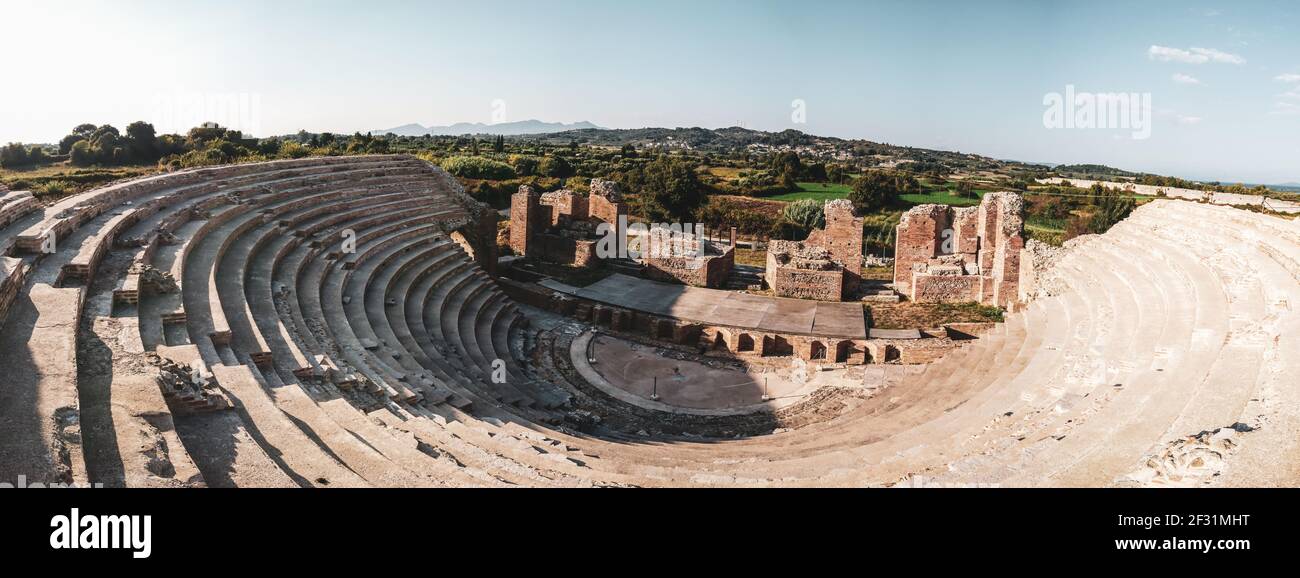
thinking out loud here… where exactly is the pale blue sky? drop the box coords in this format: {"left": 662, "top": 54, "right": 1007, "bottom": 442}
{"left": 3, "top": 0, "right": 1298, "bottom": 182}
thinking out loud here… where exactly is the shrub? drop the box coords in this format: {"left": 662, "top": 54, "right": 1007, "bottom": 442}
{"left": 1087, "top": 188, "right": 1135, "bottom": 233}
{"left": 35, "top": 180, "right": 75, "bottom": 197}
{"left": 70, "top": 140, "right": 95, "bottom": 166}
{"left": 279, "top": 141, "right": 310, "bottom": 159}
{"left": 782, "top": 199, "right": 825, "bottom": 236}
{"left": 443, "top": 156, "right": 515, "bottom": 180}
{"left": 695, "top": 197, "right": 780, "bottom": 238}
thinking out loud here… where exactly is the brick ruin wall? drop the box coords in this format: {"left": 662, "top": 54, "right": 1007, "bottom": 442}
{"left": 644, "top": 246, "right": 734, "bottom": 288}
{"left": 509, "top": 181, "right": 625, "bottom": 268}
{"left": 894, "top": 192, "right": 1024, "bottom": 309}
{"left": 509, "top": 186, "right": 541, "bottom": 258}
{"left": 588, "top": 178, "right": 626, "bottom": 225}
{"left": 765, "top": 199, "right": 863, "bottom": 301}
{"left": 497, "top": 277, "right": 975, "bottom": 366}
{"left": 811, "top": 199, "right": 864, "bottom": 286}
{"left": 540, "top": 189, "right": 589, "bottom": 227}
{"left": 769, "top": 266, "right": 844, "bottom": 301}
{"left": 536, "top": 235, "right": 599, "bottom": 268}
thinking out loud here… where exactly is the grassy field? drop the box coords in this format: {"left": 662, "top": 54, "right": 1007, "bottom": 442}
{"left": 1024, "top": 215, "right": 1067, "bottom": 245}
{"left": 760, "top": 182, "right": 853, "bottom": 202}
{"left": 1, "top": 162, "right": 158, "bottom": 200}
{"left": 900, "top": 190, "right": 984, "bottom": 207}
{"left": 757, "top": 180, "right": 996, "bottom": 208}
{"left": 705, "top": 166, "right": 745, "bottom": 179}
{"left": 733, "top": 247, "right": 767, "bottom": 268}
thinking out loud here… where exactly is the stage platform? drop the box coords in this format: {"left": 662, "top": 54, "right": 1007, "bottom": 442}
{"left": 542, "top": 273, "right": 868, "bottom": 339}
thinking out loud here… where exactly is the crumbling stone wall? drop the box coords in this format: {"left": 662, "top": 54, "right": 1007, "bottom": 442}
{"left": 893, "top": 192, "right": 1025, "bottom": 309}
{"left": 810, "top": 199, "right": 864, "bottom": 288}
{"left": 508, "top": 180, "right": 626, "bottom": 268}
{"left": 509, "top": 186, "right": 542, "bottom": 258}
{"left": 645, "top": 245, "right": 735, "bottom": 288}
{"left": 536, "top": 235, "right": 599, "bottom": 269}
{"left": 540, "top": 189, "right": 589, "bottom": 227}
{"left": 912, "top": 271, "right": 982, "bottom": 303}
{"left": 769, "top": 264, "right": 844, "bottom": 301}
{"left": 641, "top": 225, "right": 735, "bottom": 288}
{"left": 765, "top": 200, "right": 863, "bottom": 301}
{"left": 588, "top": 179, "right": 626, "bottom": 225}
{"left": 893, "top": 204, "right": 948, "bottom": 290}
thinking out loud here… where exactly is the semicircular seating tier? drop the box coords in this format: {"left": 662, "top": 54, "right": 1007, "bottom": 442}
{"left": 1, "top": 156, "right": 1297, "bottom": 487}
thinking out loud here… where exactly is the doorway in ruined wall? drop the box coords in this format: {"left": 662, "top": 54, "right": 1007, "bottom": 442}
{"left": 737, "top": 333, "right": 755, "bottom": 353}
{"left": 656, "top": 320, "right": 674, "bottom": 341}
{"left": 834, "top": 340, "right": 850, "bottom": 363}
{"left": 713, "top": 330, "right": 730, "bottom": 352}
{"left": 810, "top": 341, "right": 828, "bottom": 361}
{"left": 764, "top": 335, "right": 793, "bottom": 357}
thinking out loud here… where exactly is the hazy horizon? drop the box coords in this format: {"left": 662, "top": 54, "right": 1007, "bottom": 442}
{"left": 4, "top": 0, "right": 1299, "bottom": 184}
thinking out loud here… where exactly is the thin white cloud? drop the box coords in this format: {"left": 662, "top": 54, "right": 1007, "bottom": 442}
{"left": 1270, "top": 101, "right": 1300, "bottom": 116}
{"left": 1156, "top": 109, "right": 1206, "bottom": 125}
{"left": 1147, "top": 45, "right": 1245, "bottom": 65}
{"left": 1172, "top": 73, "right": 1202, "bottom": 85}
{"left": 1275, "top": 73, "right": 1300, "bottom": 83}
{"left": 1193, "top": 47, "right": 1246, "bottom": 64}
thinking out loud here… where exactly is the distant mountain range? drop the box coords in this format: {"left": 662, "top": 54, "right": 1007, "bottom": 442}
{"left": 376, "top": 119, "right": 602, "bottom": 137}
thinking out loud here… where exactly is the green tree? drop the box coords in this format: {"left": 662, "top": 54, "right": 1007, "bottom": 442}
{"left": 849, "top": 170, "right": 916, "bottom": 213}
{"left": 803, "top": 162, "right": 828, "bottom": 182}
{"left": 0, "top": 143, "right": 30, "bottom": 168}
{"left": 623, "top": 155, "right": 706, "bottom": 221}
{"left": 539, "top": 155, "right": 575, "bottom": 179}
{"left": 27, "top": 146, "right": 50, "bottom": 165}
{"left": 770, "top": 151, "right": 801, "bottom": 191}
{"left": 509, "top": 154, "right": 540, "bottom": 177}
{"left": 1087, "top": 188, "right": 1135, "bottom": 234}
{"left": 58, "top": 134, "right": 86, "bottom": 155}
{"left": 125, "top": 121, "right": 159, "bottom": 161}
{"left": 827, "top": 163, "right": 847, "bottom": 184}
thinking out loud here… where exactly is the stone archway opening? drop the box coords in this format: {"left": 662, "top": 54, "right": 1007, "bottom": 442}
{"left": 737, "top": 333, "right": 755, "bottom": 353}
{"left": 809, "top": 341, "right": 827, "bottom": 361}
